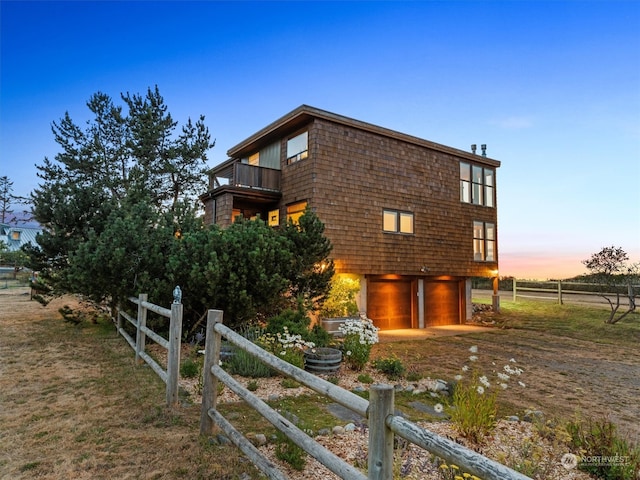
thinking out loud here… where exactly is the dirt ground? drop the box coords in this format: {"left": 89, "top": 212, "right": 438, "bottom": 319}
{"left": 375, "top": 318, "right": 640, "bottom": 444}
{"left": 1, "top": 287, "right": 638, "bottom": 480}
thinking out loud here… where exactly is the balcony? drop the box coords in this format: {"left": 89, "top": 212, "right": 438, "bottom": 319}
{"left": 209, "top": 160, "right": 281, "bottom": 193}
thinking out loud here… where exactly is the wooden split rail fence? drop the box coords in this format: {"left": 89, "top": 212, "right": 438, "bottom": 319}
{"left": 199, "top": 309, "right": 532, "bottom": 480}
{"left": 512, "top": 279, "right": 638, "bottom": 306}
{"left": 116, "top": 290, "right": 183, "bottom": 407}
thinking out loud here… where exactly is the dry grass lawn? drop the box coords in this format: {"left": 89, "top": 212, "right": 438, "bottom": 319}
{"left": 1, "top": 286, "right": 639, "bottom": 479}
{"left": 0, "top": 287, "right": 261, "bottom": 480}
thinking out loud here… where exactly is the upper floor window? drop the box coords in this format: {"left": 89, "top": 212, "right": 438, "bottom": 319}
{"left": 383, "top": 209, "right": 414, "bottom": 234}
{"left": 287, "top": 201, "right": 307, "bottom": 225}
{"left": 473, "top": 221, "right": 495, "bottom": 261}
{"left": 244, "top": 141, "right": 281, "bottom": 169}
{"left": 460, "top": 162, "right": 494, "bottom": 207}
{"left": 287, "top": 131, "right": 308, "bottom": 164}
{"left": 11, "top": 231, "right": 21, "bottom": 240}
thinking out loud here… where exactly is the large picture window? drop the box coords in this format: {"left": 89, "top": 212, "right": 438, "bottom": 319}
{"left": 286, "top": 131, "right": 308, "bottom": 164}
{"left": 461, "top": 162, "right": 495, "bottom": 207}
{"left": 473, "top": 221, "right": 495, "bottom": 261}
{"left": 383, "top": 209, "right": 414, "bottom": 234}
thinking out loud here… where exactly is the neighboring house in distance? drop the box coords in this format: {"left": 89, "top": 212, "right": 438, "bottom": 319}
{"left": 200, "top": 105, "right": 500, "bottom": 330}
{"left": 0, "top": 223, "right": 42, "bottom": 252}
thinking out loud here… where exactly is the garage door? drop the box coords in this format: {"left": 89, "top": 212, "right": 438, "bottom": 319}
{"left": 367, "top": 279, "right": 413, "bottom": 330}
{"left": 424, "top": 281, "right": 460, "bottom": 326}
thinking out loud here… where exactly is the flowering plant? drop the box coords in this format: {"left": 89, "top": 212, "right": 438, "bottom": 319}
{"left": 338, "top": 315, "right": 379, "bottom": 370}
{"left": 450, "top": 345, "right": 525, "bottom": 443}
{"left": 259, "top": 327, "right": 315, "bottom": 369}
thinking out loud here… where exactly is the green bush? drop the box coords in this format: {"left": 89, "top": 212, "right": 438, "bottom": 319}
{"left": 567, "top": 416, "right": 640, "bottom": 480}
{"left": 265, "top": 308, "right": 310, "bottom": 338}
{"left": 307, "top": 323, "right": 332, "bottom": 348}
{"left": 180, "top": 357, "right": 200, "bottom": 378}
{"left": 373, "top": 356, "right": 406, "bottom": 380}
{"left": 226, "top": 348, "right": 274, "bottom": 378}
{"left": 319, "top": 276, "right": 360, "bottom": 318}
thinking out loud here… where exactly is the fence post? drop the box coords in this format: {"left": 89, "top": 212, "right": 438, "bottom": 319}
{"left": 512, "top": 278, "right": 517, "bottom": 302}
{"left": 200, "top": 309, "right": 223, "bottom": 435}
{"left": 166, "top": 290, "right": 183, "bottom": 407}
{"left": 135, "top": 293, "right": 148, "bottom": 364}
{"left": 558, "top": 280, "right": 563, "bottom": 305}
{"left": 116, "top": 305, "right": 122, "bottom": 332}
{"left": 368, "top": 384, "right": 394, "bottom": 480}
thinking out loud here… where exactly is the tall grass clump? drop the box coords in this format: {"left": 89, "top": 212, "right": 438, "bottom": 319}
{"left": 567, "top": 416, "right": 640, "bottom": 480}
{"left": 449, "top": 345, "right": 525, "bottom": 443}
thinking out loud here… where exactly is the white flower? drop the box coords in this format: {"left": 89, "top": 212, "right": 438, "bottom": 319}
{"left": 461, "top": 365, "right": 469, "bottom": 372}
{"left": 280, "top": 351, "right": 286, "bottom": 356}
{"left": 476, "top": 386, "right": 485, "bottom": 395}
{"left": 469, "top": 345, "right": 478, "bottom": 353}
{"left": 454, "top": 374, "right": 463, "bottom": 381}
{"left": 510, "top": 358, "right": 517, "bottom": 363}
{"left": 497, "top": 372, "right": 510, "bottom": 381}
{"left": 469, "top": 355, "right": 478, "bottom": 362}
{"left": 346, "top": 351, "right": 352, "bottom": 356}
{"left": 434, "top": 403, "right": 444, "bottom": 413}
{"left": 518, "top": 381, "right": 526, "bottom": 388}
{"left": 479, "top": 375, "right": 490, "bottom": 388}
{"left": 500, "top": 383, "right": 508, "bottom": 389}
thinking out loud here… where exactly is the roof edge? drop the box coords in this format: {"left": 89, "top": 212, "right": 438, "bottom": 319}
{"left": 228, "top": 105, "right": 501, "bottom": 166}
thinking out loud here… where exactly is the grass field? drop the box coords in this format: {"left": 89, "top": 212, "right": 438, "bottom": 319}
{"left": 1, "top": 287, "right": 639, "bottom": 479}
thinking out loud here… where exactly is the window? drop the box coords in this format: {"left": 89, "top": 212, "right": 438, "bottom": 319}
{"left": 268, "top": 209, "right": 280, "bottom": 227}
{"left": 460, "top": 162, "right": 495, "bottom": 207}
{"left": 473, "top": 221, "right": 495, "bottom": 261}
{"left": 11, "top": 231, "right": 21, "bottom": 240}
{"left": 383, "top": 209, "right": 414, "bottom": 234}
{"left": 286, "top": 201, "right": 307, "bottom": 224}
{"left": 286, "top": 131, "right": 308, "bottom": 164}
{"left": 244, "top": 141, "right": 281, "bottom": 169}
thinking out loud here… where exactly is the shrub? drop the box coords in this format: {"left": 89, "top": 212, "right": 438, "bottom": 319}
{"left": 180, "top": 357, "right": 200, "bottom": 378}
{"left": 265, "top": 308, "right": 310, "bottom": 338}
{"left": 339, "top": 316, "right": 379, "bottom": 371}
{"left": 373, "top": 355, "right": 406, "bottom": 380}
{"left": 566, "top": 416, "right": 640, "bottom": 480}
{"left": 258, "top": 326, "right": 313, "bottom": 369}
{"left": 319, "top": 276, "right": 360, "bottom": 318}
{"left": 226, "top": 347, "right": 274, "bottom": 378}
{"left": 357, "top": 373, "right": 374, "bottom": 384}
{"left": 307, "top": 323, "right": 332, "bottom": 348}
{"left": 247, "top": 380, "right": 259, "bottom": 392}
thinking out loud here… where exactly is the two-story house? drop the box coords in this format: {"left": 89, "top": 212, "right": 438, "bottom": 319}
{"left": 200, "top": 106, "right": 500, "bottom": 330}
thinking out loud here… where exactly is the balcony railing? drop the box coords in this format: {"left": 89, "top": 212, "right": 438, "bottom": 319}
{"left": 210, "top": 162, "right": 281, "bottom": 192}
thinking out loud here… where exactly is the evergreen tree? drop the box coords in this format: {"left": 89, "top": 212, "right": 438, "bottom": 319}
{"left": 29, "top": 87, "right": 214, "bottom": 301}
{"left": 281, "top": 206, "right": 335, "bottom": 310}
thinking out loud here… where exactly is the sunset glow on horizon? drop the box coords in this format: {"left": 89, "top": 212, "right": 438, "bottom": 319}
{"left": 499, "top": 247, "right": 640, "bottom": 281}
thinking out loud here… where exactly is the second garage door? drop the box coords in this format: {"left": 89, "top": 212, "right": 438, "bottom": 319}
{"left": 424, "top": 280, "right": 461, "bottom": 326}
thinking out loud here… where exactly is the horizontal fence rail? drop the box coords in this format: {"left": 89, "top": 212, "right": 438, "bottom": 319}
{"left": 115, "top": 290, "right": 183, "bottom": 406}
{"left": 512, "top": 279, "right": 638, "bottom": 306}
{"left": 200, "top": 309, "right": 531, "bottom": 480}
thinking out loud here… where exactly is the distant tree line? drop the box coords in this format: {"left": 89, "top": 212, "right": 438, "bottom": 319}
{"left": 25, "top": 87, "right": 334, "bottom": 333}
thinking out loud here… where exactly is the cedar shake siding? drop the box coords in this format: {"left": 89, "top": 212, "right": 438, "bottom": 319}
{"left": 200, "top": 106, "right": 500, "bottom": 329}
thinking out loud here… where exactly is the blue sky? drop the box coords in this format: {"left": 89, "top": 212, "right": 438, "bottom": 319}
{"left": 1, "top": 1, "right": 639, "bottom": 279}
